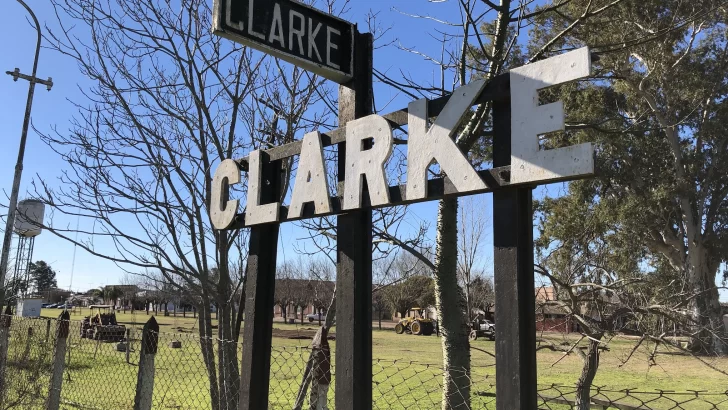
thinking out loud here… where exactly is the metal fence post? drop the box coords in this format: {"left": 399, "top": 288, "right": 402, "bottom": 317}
{"left": 134, "top": 316, "right": 159, "bottom": 410}
{"left": 46, "top": 310, "right": 70, "bottom": 410}
{"left": 0, "top": 305, "right": 12, "bottom": 406}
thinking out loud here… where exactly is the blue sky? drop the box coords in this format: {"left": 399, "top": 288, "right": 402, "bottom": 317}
{"left": 0, "top": 0, "right": 725, "bottom": 301}
{"left": 0, "top": 0, "right": 486, "bottom": 291}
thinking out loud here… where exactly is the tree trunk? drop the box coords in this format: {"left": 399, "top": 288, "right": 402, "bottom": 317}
{"left": 217, "top": 299, "right": 240, "bottom": 410}
{"left": 198, "top": 301, "right": 221, "bottom": 410}
{"left": 378, "top": 310, "right": 382, "bottom": 330}
{"left": 434, "top": 197, "right": 470, "bottom": 410}
{"left": 575, "top": 338, "right": 601, "bottom": 410}
{"left": 465, "top": 281, "right": 471, "bottom": 321}
{"left": 234, "top": 274, "right": 247, "bottom": 342}
{"left": 687, "top": 245, "right": 726, "bottom": 354}
{"left": 215, "top": 235, "right": 241, "bottom": 410}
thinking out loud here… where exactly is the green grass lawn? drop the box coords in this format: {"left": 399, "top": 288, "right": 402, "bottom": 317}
{"left": 4, "top": 309, "right": 726, "bottom": 409}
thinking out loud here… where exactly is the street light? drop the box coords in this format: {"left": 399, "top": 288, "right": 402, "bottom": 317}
{"left": 0, "top": 0, "right": 54, "bottom": 310}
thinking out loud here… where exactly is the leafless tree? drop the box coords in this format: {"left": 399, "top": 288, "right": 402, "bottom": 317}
{"left": 535, "top": 232, "right": 728, "bottom": 409}
{"left": 373, "top": 0, "right": 641, "bottom": 405}
{"left": 469, "top": 272, "right": 495, "bottom": 316}
{"left": 307, "top": 259, "right": 335, "bottom": 326}
{"left": 275, "top": 262, "right": 301, "bottom": 322}
{"left": 458, "top": 196, "right": 490, "bottom": 320}
{"left": 31, "top": 0, "right": 333, "bottom": 408}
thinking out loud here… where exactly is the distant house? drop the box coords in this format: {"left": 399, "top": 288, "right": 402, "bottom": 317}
{"left": 722, "top": 303, "right": 728, "bottom": 330}
{"left": 535, "top": 286, "right": 577, "bottom": 333}
{"left": 41, "top": 288, "right": 72, "bottom": 304}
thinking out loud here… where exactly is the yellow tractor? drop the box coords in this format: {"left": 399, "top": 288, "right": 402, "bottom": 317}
{"left": 394, "top": 308, "right": 435, "bottom": 336}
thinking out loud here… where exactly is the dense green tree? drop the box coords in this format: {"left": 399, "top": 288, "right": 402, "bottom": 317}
{"left": 383, "top": 275, "right": 437, "bottom": 319}
{"left": 29, "top": 261, "right": 57, "bottom": 292}
{"left": 103, "top": 286, "right": 123, "bottom": 307}
{"left": 529, "top": 0, "right": 728, "bottom": 354}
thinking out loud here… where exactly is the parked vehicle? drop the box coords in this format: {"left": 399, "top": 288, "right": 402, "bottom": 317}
{"left": 81, "top": 305, "right": 126, "bottom": 342}
{"left": 306, "top": 312, "right": 334, "bottom": 323}
{"left": 394, "top": 308, "right": 435, "bottom": 336}
{"left": 306, "top": 312, "right": 324, "bottom": 322}
{"left": 469, "top": 317, "right": 495, "bottom": 341}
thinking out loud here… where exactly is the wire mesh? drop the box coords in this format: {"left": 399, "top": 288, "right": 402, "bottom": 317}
{"left": 2, "top": 314, "right": 727, "bottom": 410}
{"left": 1, "top": 316, "right": 53, "bottom": 409}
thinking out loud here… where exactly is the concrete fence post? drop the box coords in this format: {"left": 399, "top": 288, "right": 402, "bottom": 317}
{"left": 0, "top": 305, "right": 13, "bottom": 406}
{"left": 134, "top": 316, "right": 159, "bottom": 410}
{"left": 46, "top": 311, "right": 70, "bottom": 410}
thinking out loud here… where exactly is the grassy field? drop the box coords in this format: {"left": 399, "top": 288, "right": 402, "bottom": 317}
{"left": 4, "top": 308, "right": 727, "bottom": 409}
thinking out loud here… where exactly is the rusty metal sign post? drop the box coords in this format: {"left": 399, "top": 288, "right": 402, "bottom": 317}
{"left": 212, "top": 2, "right": 594, "bottom": 408}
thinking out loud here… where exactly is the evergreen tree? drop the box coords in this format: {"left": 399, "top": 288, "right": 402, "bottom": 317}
{"left": 29, "top": 261, "right": 57, "bottom": 292}
{"left": 529, "top": 0, "right": 728, "bottom": 353}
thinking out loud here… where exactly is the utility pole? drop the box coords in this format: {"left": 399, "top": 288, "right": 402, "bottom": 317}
{"left": 0, "top": 0, "right": 54, "bottom": 311}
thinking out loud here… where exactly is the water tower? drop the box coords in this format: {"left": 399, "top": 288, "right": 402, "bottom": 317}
{"left": 12, "top": 199, "right": 45, "bottom": 299}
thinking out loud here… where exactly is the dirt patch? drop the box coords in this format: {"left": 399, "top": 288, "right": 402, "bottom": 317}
{"left": 272, "top": 327, "right": 336, "bottom": 340}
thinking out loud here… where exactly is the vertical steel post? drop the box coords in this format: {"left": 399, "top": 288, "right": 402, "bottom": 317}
{"left": 335, "top": 31, "right": 374, "bottom": 410}
{"left": 239, "top": 154, "right": 281, "bottom": 410}
{"left": 492, "top": 94, "right": 538, "bottom": 409}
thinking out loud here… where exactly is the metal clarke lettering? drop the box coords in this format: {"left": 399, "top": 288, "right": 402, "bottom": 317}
{"left": 210, "top": 48, "right": 595, "bottom": 228}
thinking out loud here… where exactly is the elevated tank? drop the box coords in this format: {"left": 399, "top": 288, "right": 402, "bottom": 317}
{"left": 14, "top": 199, "right": 45, "bottom": 237}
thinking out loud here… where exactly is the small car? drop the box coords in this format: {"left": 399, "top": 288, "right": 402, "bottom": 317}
{"left": 306, "top": 312, "right": 334, "bottom": 323}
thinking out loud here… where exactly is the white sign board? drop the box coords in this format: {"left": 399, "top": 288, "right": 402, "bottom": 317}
{"left": 16, "top": 298, "right": 43, "bottom": 318}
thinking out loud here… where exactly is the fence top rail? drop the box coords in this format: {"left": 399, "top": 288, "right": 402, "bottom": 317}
{"left": 234, "top": 73, "right": 510, "bottom": 170}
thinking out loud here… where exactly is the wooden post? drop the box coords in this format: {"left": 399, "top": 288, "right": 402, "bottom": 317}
{"left": 134, "top": 317, "right": 159, "bottom": 410}
{"left": 45, "top": 318, "right": 51, "bottom": 344}
{"left": 238, "top": 154, "right": 281, "bottom": 410}
{"left": 335, "top": 31, "right": 374, "bottom": 410}
{"left": 492, "top": 95, "right": 538, "bottom": 409}
{"left": 0, "top": 305, "right": 12, "bottom": 405}
{"left": 126, "top": 328, "right": 131, "bottom": 364}
{"left": 46, "top": 311, "right": 70, "bottom": 410}
{"left": 21, "top": 326, "right": 34, "bottom": 362}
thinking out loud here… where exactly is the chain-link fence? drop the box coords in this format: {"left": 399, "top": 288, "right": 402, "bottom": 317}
{"left": 537, "top": 385, "right": 728, "bottom": 410}
{"left": 1, "top": 314, "right": 727, "bottom": 409}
